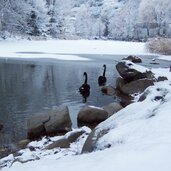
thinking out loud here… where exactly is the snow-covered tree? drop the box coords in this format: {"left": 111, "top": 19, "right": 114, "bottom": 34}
{"left": 0, "top": 0, "right": 171, "bottom": 40}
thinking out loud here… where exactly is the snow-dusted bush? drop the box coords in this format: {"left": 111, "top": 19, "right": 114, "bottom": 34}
{"left": 146, "top": 37, "right": 171, "bottom": 55}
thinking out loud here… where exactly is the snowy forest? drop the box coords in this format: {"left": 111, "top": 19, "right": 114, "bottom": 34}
{"left": 0, "top": 0, "right": 171, "bottom": 41}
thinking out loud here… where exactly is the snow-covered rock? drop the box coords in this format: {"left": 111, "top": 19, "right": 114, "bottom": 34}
{"left": 122, "top": 55, "right": 142, "bottom": 63}
{"left": 116, "top": 61, "right": 153, "bottom": 82}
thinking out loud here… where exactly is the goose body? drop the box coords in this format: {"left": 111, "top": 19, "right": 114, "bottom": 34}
{"left": 98, "top": 64, "right": 107, "bottom": 86}
{"left": 79, "top": 72, "right": 90, "bottom": 94}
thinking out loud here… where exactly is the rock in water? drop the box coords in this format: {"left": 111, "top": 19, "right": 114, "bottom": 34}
{"left": 44, "top": 106, "right": 72, "bottom": 134}
{"left": 101, "top": 86, "right": 116, "bottom": 96}
{"left": 27, "top": 105, "right": 72, "bottom": 139}
{"left": 122, "top": 55, "right": 142, "bottom": 63}
{"left": 116, "top": 61, "right": 154, "bottom": 82}
{"left": 77, "top": 106, "right": 108, "bottom": 128}
{"left": 120, "top": 79, "right": 154, "bottom": 95}
{"left": 27, "top": 114, "right": 49, "bottom": 139}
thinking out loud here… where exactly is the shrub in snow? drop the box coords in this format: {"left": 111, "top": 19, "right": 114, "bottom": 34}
{"left": 146, "top": 37, "right": 171, "bottom": 55}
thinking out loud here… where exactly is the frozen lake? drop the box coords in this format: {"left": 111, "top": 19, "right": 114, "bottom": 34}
{"left": 0, "top": 54, "right": 169, "bottom": 147}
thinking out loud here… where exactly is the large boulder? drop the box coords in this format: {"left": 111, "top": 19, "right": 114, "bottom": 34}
{"left": 103, "top": 102, "right": 123, "bottom": 117}
{"left": 77, "top": 106, "right": 108, "bottom": 128}
{"left": 120, "top": 79, "right": 154, "bottom": 95}
{"left": 27, "top": 114, "right": 49, "bottom": 139}
{"left": 27, "top": 106, "right": 72, "bottom": 139}
{"left": 116, "top": 61, "right": 154, "bottom": 82}
{"left": 44, "top": 106, "right": 72, "bottom": 134}
{"left": 122, "top": 55, "right": 142, "bottom": 63}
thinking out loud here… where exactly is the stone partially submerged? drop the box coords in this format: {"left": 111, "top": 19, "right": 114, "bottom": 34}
{"left": 101, "top": 86, "right": 116, "bottom": 96}
{"left": 122, "top": 55, "right": 142, "bottom": 63}
{"left": 27, "top": 105, "right": 72, "bottom": 139}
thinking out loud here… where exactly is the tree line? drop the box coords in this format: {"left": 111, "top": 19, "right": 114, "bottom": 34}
{"left": 0, "top": 0, "right": 171, "bottom": 41}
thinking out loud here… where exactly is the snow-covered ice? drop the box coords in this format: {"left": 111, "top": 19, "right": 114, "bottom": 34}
{"left": 0, "top": 40, "right": 148, "bottom": 60}
{"left": 1, "top": 39, "right": 171, "bottom": 62}
{"left": 158, "top": 55, "right": 171, "bottom": 62}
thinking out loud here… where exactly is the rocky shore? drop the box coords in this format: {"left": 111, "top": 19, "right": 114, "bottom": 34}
{"left": 0, "top": 56, "right": 169, "bottom": 169}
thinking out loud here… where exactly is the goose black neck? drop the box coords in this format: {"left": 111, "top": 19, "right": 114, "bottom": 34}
{"left": 84, "top": 72, "right": 88, "bottom": 84}
{"left": 103, "top": 65, "right": 106, "bottom": 77}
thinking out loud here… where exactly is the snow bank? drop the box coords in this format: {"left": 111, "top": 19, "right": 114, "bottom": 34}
{"left": 0, "top": 40, "right": 148, "bottom": 60}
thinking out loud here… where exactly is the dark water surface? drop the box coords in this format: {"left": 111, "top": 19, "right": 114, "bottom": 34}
{"left": 0, "top": 54, "right": 170, "bottom": 146}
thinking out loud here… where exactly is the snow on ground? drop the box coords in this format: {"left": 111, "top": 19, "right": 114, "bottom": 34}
{"left": 1, "top": 64, "right": 171, "bottom": 171}
{"left": 152, "top": 68, "right": 171, "bottom": 80}
{"left": 0, "top": 39, "right": 148, "bottom": 60}
{"left": 0, "top": 127, "right": 91, "bottom": 169}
